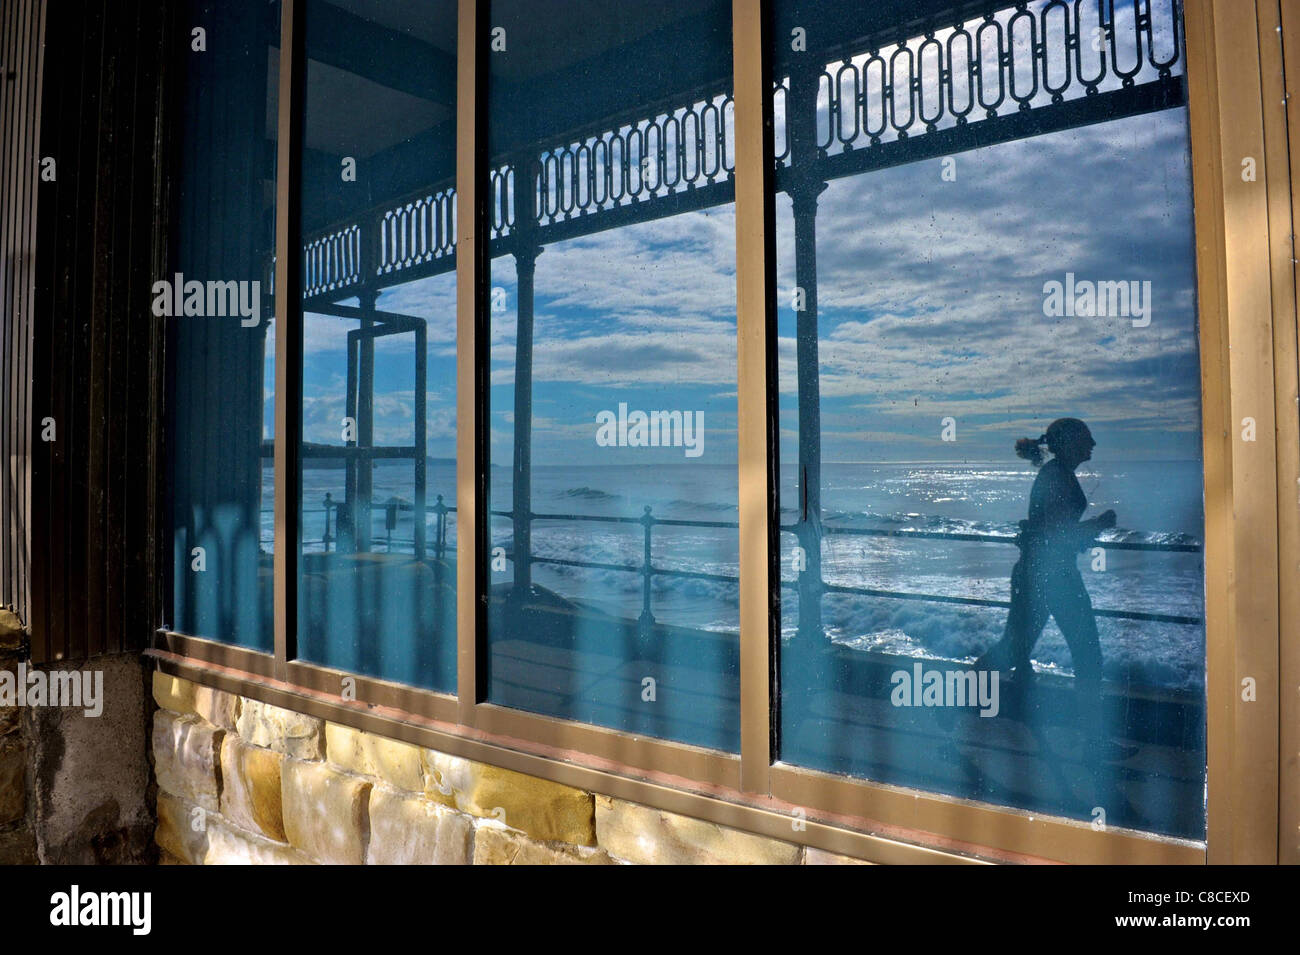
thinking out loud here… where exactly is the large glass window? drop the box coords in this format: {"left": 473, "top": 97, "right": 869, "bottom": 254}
{"left": 161, "top": 0, "right": 1230, "bottom": 850}
{"left": 483, "top": 0, "right": 740, "bottom": 750}
{"left": 772, "top": 0, "right": 1205, "bottom": 839}
{"left": 169, "top": 0, "right": 281, "bottom": 650}
{"left": 293, "top": 0, "right": 458, "bottom": 690}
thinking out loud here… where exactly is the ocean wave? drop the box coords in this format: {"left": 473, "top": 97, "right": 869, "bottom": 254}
{"left": 662, "top": 498, "right": 736, "bottom": 513}
{"left": 560, "top": 486, "right": 622, "bottom": 503}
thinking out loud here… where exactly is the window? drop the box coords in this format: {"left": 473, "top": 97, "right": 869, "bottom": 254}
{"left": 772, "top": 0, "right": 1204, "bottom": 838}
{"left": 293, "top": 0, "right": 459, "bottom": 690}
{"left": 483, "top": 0, "right": 740, "bottom": 750}
{"left": 158, "top": 0, "right": 1296, "bottom": 864}
{"left": 168, "top": 0, "right": 281, "bottom": 651}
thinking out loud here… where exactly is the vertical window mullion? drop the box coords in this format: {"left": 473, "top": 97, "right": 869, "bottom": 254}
{"left": 273, "top": 0, "right": 305, "bottom": 682}
{"left": 734, "top": 0, "right": 776, "bottom": 794}
{"left": 456, "top": 0, "right": 484, "bottom": 723}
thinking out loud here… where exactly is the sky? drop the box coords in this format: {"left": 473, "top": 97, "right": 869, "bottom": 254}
{"left": 275, "top": 0, "right": 1201, "bottom": 479}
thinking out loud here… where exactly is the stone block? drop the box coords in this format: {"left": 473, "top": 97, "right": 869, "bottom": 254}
{"left": 326, "top": 722, "right": 425, "bottom": 793}
{"left": 237, "top": 698, "right": 323, "bottom": 759}
{"left": 281, "top": 758, "right": 371, "bottom": 864}
{"left": 220, "top": 735, "right": 286, "bottom": 842}
{"left": 0, "top": 609, "right": 23, "bottom": 651}
{"left": 151, "top": 710, "right": 222, "bottom": 811}
{"left": 595, "top": 795, "right": 801, "bottom": 865}
{"left": 155, "top": 791, "right": 209, "bottom": 865}
{"left": 366, "top": 785, "right": 472, "bottom": 865}
{"left": 205, "top": 821, "right": 312, "bottom": 865}
{"left": 193, "top": 685, "right": 240, "bottom": 731}
{"left": 472, "top": 825, "right": 615, "bottom": 865}
{"left": 426, "top": 750, "right": 595, "bottom": 845}
{"left": 151, "top": 672, "right": 197, "bottom": 717}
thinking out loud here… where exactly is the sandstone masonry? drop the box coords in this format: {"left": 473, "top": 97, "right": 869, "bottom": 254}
{"left": 150, "top": 671, "right": 871, "bottom": 865}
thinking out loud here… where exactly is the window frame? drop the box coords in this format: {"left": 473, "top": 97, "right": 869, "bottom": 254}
{"left": 148, "top": 0, "right": 1296, "bottom": 865}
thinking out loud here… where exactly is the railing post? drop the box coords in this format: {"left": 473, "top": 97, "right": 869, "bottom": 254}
{"left": 510, "top": 152, "right": 542, "bottom": 601}
{"left": 435, "top": 494, "right": 447, "bottom": 559}
{"left": 322, "top": 492, "right": 333, "bottom": 552}
{"left": 414, "top": 320, "right": 427, "bottom": 560}
{"left": 356, "top": 290, "right": 377, "bottom": 553}
{"left": 638, "top": 505, "right": 655, "bottom": 643}
{"left": 788, "top": 57, "right": 828, "bottom": 650}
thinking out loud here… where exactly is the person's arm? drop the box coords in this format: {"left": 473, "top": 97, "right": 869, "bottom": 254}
{"left": 1073, "top": 509, "right": 1117, "bottom": 549}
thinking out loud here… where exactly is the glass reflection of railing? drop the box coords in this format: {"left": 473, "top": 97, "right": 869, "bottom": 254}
{"left": 491, "top": 505, "right": 738, "bottom": 634}
{"left": 261, "top": 494, "right": 456, "bottom": 557}
{"left": 266, "top": 496, "right": 1204, "bottom": 629}
{"left": 813, "top": 525, "right": 1202, "bottom": 627}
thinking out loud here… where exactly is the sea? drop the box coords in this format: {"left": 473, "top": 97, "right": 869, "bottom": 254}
{"left": 267, "top": 457, "right": 1206, "bottom": 693}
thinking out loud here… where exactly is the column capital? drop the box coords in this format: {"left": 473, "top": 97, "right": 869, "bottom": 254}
{"left": 787, "top": 173, "right": 828, "bottom": 216}
{"left": 512, "top": 239, "right": 544, "bottom": 271}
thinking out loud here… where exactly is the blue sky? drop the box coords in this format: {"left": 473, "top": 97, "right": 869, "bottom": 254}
{"left": 275, "top": 2, "right": 1200, "bottom": 476}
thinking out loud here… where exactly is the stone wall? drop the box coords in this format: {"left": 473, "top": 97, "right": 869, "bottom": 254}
{"left": 1, "top": 608, "right": 155, "bottom": 864}
{"left": 151, "top": 671, "right": 870, "bottom": 865}
{"left": 0, "top": 609, "right": 35, "bottom": 863}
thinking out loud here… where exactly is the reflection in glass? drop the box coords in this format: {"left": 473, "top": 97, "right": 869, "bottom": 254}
{"left": 294, "top": 0, "right": 458, "bottom": 690}
{"left": 169, "top": 0, "right": 280, "bottom": 649}
{"left": 484, "top": 0, "right": 740, "bottom": 750}
{"left": 774, "top": 0, "right": 1205, "bottom": 838}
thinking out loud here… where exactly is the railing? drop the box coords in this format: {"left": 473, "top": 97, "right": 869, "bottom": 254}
{"left": 264, "top": 494, "right": 456, "bottom": 557}
{"left": 272, "top": 493, "right": 1204, "bottom": 632}
{"left": 775, "top": 0, "right": 1185, "bottom": 165}
{"left": 297, "top": 1, "right": 1187, "bottom": 312}
{"left": 491, "top": 505, "right": 740, "bottom": 636}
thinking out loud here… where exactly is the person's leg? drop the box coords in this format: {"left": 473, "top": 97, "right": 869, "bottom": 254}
{"left": 1048, "top": 571, "right": 1134, "bottom": 789}
{"left": 977, "top": 559, "right": 1048, "bottom": 676}
{"left": 1049, "top": 571, "right": 1103, "bottom": 725}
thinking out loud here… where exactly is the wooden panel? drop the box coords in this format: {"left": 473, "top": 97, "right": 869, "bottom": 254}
{"left": 23, "top": 0, "right": 172, "bottom": 663}
{"left": 1185, "top": 0, "right": 1281, "bottom": 863}
{"left": 733, "top": 0, "right": 776, "bottom": 794}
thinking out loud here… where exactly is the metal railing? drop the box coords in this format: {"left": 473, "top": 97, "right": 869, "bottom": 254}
{"left": 264, "top": 494, "right": 456, "bottom": 557}
{"left": 272, "top": 492, "right": 1204, "bottom": 632}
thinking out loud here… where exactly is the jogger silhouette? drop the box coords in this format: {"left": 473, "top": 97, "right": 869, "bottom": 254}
{"left": 975, "top": 418, "right": 1115, "bottom": 742}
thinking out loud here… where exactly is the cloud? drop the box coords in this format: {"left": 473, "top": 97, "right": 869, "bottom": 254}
{"left": 302, "top": 72, "right": 1201, "bottom": 468}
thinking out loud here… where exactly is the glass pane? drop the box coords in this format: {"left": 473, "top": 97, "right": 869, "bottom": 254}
{"left": 484, "top": 0, "right": 739, "bottom": 750}
{"left": 773, "top": 0, "right": 1205, "bottom": 839}
{"left": 169, "top": 0, "right": 280, "bottom": 650}
{"left": 294, "top": 0, "right": 458, "bottom": 690}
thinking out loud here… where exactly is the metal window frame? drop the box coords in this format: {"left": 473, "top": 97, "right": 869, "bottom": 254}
{"left": 148, "top": 0, "right": 1297, "bottom": 865}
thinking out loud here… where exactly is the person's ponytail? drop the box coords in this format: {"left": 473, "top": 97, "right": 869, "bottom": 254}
{"left": 1015, "top": 434, "right": 1048, "bottom": 466}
